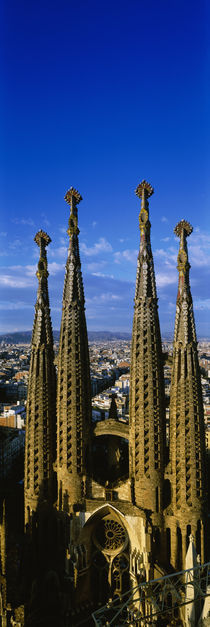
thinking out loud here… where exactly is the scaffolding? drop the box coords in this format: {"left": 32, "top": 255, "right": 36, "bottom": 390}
{"left": 92, "top": 561, "right": 210, "bottom": 626}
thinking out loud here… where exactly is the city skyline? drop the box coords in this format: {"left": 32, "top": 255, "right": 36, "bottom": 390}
{"left": 1, "top": 1, "right": 210, "bottom": 337}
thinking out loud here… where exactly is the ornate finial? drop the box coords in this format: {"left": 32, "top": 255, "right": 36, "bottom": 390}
{"left": 64, "top": 187, "right": 82, "bottom": 237}
{"left": 135, "top": 180, "right": 154, "bottom": 235}
{"left": 174, "top": 220, "right": 193, "bottom": 238}
{"left": 64, "top": 187, "right": 82, "bottom": 209}
{"left": 174, "top": 220, "right": 192, "bottom": 275}
{"left": 135, "top": 180, "right": 154, "bottom": 199}
{"left": 34, "top": 230, "right": 51, "bottom": 280}
{"left": 34, "top": 230, "right": 51, "bottom": 247}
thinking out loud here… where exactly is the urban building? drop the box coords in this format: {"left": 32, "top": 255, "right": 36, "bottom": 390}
{"left": 0, "top": 403, "right": 25, "bottom": 429}
{"left": 0, "top": 427, "right": 25, "bottom": 481}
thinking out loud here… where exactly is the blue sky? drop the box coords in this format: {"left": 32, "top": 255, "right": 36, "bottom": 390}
{"left": 0, "top": 0, "right": 210, "bottom": 337}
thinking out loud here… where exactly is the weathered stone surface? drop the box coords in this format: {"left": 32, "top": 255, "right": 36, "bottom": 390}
{"left": 168, "top": 220, "right": 207, "bottom": 568}
{"left": 56, "top": 188, "right": 92, "bottom": 508}
{"left": 93, "top": 418, "right": 129, "bottom": 439}
{"left": 24, "top": 231, "right": 56, "bottom": 521}
{"left": 5, "top": 187, "right": 207, "bottom": 626}
{"left": 129, "top": 181, "right": 165, "bottom": 517}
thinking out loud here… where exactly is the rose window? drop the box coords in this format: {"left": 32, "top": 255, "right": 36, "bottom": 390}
{"left": 94, "top": 518, "right": 127, "bottom": 554}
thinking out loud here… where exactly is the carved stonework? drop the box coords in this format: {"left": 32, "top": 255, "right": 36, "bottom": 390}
{"left": 24, "top": 231, "right": 56, "bottom": 521}
{"left": 56, "top": 188, "right": 92, "bottom": 508}
{"left": 168, "top": 220, "right": 206, "bottom": 567}
{"left": 14, "top": 185, "right": 208, "bottom": 625}
{"left": 64, "top": 187, "right": 82, "bottom": 237}
{"left": 129, "top": 181, "right": 165, "bottom": 517}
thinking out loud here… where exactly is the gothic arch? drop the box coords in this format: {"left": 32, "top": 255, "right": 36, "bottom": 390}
{"left": 78, "top": 505, "right": 131, "bottom": 605}
{"left": 82, "top": 503, "right": 144, "bottom": 550}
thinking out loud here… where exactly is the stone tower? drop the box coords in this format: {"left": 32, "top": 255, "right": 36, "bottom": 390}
{"left": 129, "top": 180, "right": 165, "bottom": 521}
{"left": 167, "top": 220, "right": 206, "bottom": 568}
{"left": 56, "top": 188, "right": 92, "bottom": 509}
{"left": 24, "top": 230, "right": 56, "bottom": 523}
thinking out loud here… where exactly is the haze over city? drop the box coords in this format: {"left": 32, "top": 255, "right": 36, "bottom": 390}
{"left": 1, "top": 0, "right": 210, "bottom": 337}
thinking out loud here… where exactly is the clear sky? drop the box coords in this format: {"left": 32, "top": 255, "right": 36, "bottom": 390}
{"left": 1, "top": 0, "right": 210, "bottom": 337}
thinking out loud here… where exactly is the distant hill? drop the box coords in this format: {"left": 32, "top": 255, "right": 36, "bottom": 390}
{"left": 1, "top": 330, "right": 208, "bottom": 345}
{"left": 88, "top": 331, "right": 131, "bottom": 341}
{"left": 0, "top": 330, "right": 132, "bottom": 344}
{"left": 0, "top": 331, "right": 34, "bottom": 344}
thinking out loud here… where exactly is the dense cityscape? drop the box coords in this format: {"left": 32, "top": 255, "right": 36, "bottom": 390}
{"left": 1, "top": 336, "right": 210, "bottom": 487}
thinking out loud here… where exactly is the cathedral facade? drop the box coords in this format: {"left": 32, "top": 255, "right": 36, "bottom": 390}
{"left": 0, "top": 181, "right": 207, "bottom": 625}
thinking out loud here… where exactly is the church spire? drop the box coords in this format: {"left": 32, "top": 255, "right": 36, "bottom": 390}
{"left": 134, "top": 180, "right": 156, "bottom": 300}
{"left": 168, "top": 220, "right": 206, "bottom": 567}
{"left": 129, "top": 181, "right": 165, "bottom": 516}
{"left": 56, "top": 188, "right": 91, "bottom": 510}
{"left": 173, "top": 220, "right": 196, "bottom": 344}
{"left": 24, "top": 231, "right": 56, "bottom": 523}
